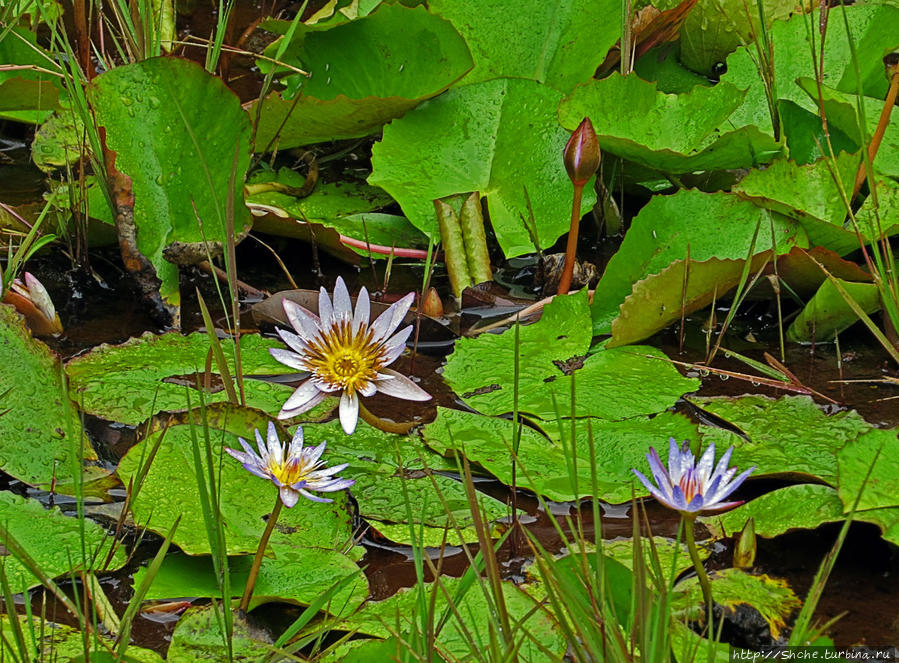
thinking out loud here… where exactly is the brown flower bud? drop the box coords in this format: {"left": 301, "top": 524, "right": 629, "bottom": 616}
{"left": 563, "top": 117, "right": 600, "bottom": 187}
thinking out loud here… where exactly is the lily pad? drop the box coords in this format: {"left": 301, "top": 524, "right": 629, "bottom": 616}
{"left": 89, "top": 56, "right": 252, "bottom": 310}
{"left": 65, "top": 331, "right": 297, "bottom": 426}
{"left": 559, "top": 74, "right": 781, "bottom": 173}
{"left": 0, "top": 492, "right": 126, "bottom": 593}
{"left": 132, "top": 547, "right": 367, "bottom": 614}
{"left": 115, "top": 404, "right": 356, "bottom": 555}
{"left": 442, "top": 290, "right": 699, "bottom": 420}
{"left": 429, "top": 0, "right": 621, "bottom": 91}
{"left": 250, "top": 4, "right": 473, "bottom": 150}
{"left": 334, "top": 575, "right": 565, "bottom": 661}
{"left": 672, "top": 568, "right": 800, "bottom": 639}
{"left": 369, "top": 77, "right": 597, "bottom": 257}
{"left": 701, "top": 484, "right": 846, "bottom": 539}
{"left": 786, "top": 278, "right": 882, "bottom": 343}
{"left": 423, "top": 407, "right": 700, "bottom": 504}
{"left": 590, "top": 189, "right": 806, "bottom": 334}
{"left": 0, "top": 614, "right": 163, "bottom": 662}
{"left": 167, "top": 606, "right": 273, "bottom": 662}
{"left": 836, "top": 428, "right": 899, "bottom": 513}
{"left": 0, "top": 304, "right": 97, "bottom": 488}
{"left": 0, "top": 26, "right": 61, "bottom": 123}
{"left": 691, "top": 395, "right": 873, "bottom": 484}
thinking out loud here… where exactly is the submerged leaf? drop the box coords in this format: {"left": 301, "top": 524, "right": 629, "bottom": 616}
{"left": 786, "top": 278, "right": 882, "bottom": 343}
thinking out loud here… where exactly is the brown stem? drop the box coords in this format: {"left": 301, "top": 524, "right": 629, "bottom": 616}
{"left": 358, "top": 401, "right": 418, "bottom": 434}
{"left": 853, "top": 71, "right": 899, "bottom": 199}
{"left": 240, "top": 495, "right": 282, "bottom": 613}
{"left": 556, "top": 182, "right": 585, "bottom": 296}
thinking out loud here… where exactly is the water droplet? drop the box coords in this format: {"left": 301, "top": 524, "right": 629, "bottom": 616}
{"left": 699, "top": 368, "right": 710, "bottom": 377}
{"left": 325, "top": 63, "right": 330, "bottom": 71}
{"left": 155, "top": 174, "right": 164, "bottom": 185}
{"left": 719, "top": 374, "right": 729, "bottom": 380}
{"left": 149, "top": 96, "right": 161, "bottom": 109}
{"left": 327, "top": 76, "right": 331, "bottom": 85}
{"left": 399, "top": 63, "right": 405, "bottom": 72}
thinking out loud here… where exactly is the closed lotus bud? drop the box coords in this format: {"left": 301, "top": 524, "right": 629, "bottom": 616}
{"left": 733, "top": 517, "right": 757, "bottom": 569}
{"left": 422, "top": 286, "right": 444, "bottom": 318}
{"left": 563, "top": 117, "right": 600, "bottom": 187}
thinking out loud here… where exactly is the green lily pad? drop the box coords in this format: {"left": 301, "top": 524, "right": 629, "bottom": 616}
{"left": 779, "top": 99, "right": 859, "bottom": 166}
{"left": 559, "top": 74, "right": 781, "bottom": 173}
{"left": 443, "top": 290, "right": 699, "bottom": 420}
{"left": 65, "top": 331, "right": 297, "bottom": 426}
{"left": 424, "top": 407, "right": 700, "bottom": 504}
{"left": 334, "top": 575, "right": 565, "bottom": 661}
{"left": 721, "top": 4, "right": 899, "bottom": 135}
{"left": 633, "top": 46, "right": 713, "bottom": 94}
{"left": 701, "top": 484, "right": 846, "bottom": 539}
{"left": 786, "top": 278, "right": 882, "bottom": 343}
{"left": 89, "top": 56, "right": 252, "bottom": 310}
{"left": 670, "top": 620, "right": 731, "bottom": 663}
{"left": 250, "top": 4, "right": 473, "bottom": 150}
{"left": 0, "top": 26, "right": 61, "bottom": 123}
{"left": 836, "top": 428, "right": 899, "bottom": 513}
{"left": 166, "top": 606, "right": 273, "bottom": 662}
{"left": 115, "top": 404, "right": 356, "bottom": 555}
{"left": 603, "top": 536, "right": 708, "bottom": 587}
{"left": 301, "top": 419, "right": 510, "bottom": 545}
{"left": 31, "top": 110, "right": 85, "bottom": 171}
{"left": 132, "top": 547, "right": 367, "bottom": 614}
{"left": 609, "top": 255, "right": 772, "bottom": 348}
{"left": 0, "top": 614, "right": 163, "bottom": 662}
{"left": 0, "top": 492, "right": 126, "bottom": 593}
{"left": 369, "top": 77, "right": 597, "bottom": 257}
{"left": 0, "top": 305, "right": 98, "bottom": 488}
{"left": 672, "top": 568, "right": 800, "bottom": 639}
{"left": 691, "top": 395, "right": 873, "bottom": 484}
{"left": 429, "top": 0, "right": 621, "bottom": 91}
{"left": 590, "top": 189, "right": 806, "bottom": 334}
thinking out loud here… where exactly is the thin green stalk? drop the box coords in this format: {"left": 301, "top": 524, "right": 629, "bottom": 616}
{"left": 240, "top": 495, "right": 283, "bottom": 613}
{"left": 682, "top": 516, "right": 714, "bottom": 630}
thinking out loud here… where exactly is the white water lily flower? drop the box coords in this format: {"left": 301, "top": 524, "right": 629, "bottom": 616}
{"left": 270, "top": 276, "right": 431, "bottom": 434}
{"left": 632, "top": 438, "right": 755, "bottom": 515}
{"left": 225, "top": 422, "right": 354, "bottom": 507}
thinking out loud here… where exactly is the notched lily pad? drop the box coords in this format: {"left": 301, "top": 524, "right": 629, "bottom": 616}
{"left": 167, "top": 606, "right": 273, "bottom": 663}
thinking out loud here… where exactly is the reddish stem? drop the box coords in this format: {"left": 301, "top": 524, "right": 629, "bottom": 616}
{"left": 852, "top": 71, "right": 899, "bottom": 199}
{"left": 556, "top": 182, "right": 585, "bottom": 295}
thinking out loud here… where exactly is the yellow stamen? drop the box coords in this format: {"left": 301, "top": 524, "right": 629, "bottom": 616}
{"left": 303, "top": 320, "right": 388, "bottom": 393}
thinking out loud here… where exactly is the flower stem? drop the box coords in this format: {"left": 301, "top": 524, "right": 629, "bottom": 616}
{"left": 556, "top": 182, "right": 585, "bottom": 296}
{"left": 358, "top": 401, "right": 418, "bottom": 434}
{"left": 683, "top": 516, "right": 714, "bottom": 627}
{"left": 240, "top": 495, "right": 283, "bottom": 614}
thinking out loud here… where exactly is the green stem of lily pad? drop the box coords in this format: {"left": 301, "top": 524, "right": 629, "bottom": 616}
{"left": 358, "top": 401, "right": 417, "bottom": 434}
{"left": 683, "top": 515, "right": 714, "bottom": 627}
{"left": 240, "top": 495, "right": 283, "bottom": 614}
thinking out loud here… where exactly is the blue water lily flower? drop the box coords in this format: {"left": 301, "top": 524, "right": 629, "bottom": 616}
{"left": 633, "top": 438, "right": 755, "bottom": 515}
{"left": 226, "top": 422, "right": 354, "bottom": 507}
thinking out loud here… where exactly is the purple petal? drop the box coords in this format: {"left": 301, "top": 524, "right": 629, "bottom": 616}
{"left": 373, "top": 369, "right": 430, "bottom": 401}
{"left": 298, "top": 488, "right": 334, "bottom": 503}
{"left": 670, "top": 484, "right": 689, "bottom": 510}
{"left": 695, "top": 443, "right": 716, "bottom": 486}
{"left": 646, "top": 447, "right": 673, "bottom": 494}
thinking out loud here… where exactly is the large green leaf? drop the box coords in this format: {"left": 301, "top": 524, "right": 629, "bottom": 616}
{"left": 251, "top": 4, "right": 473, "bottom": 150}
{"left": 590, "top": 189, "right": 806, "bottom": 334}
{"left": 691, "top": 395, "right": 873, "bottom": 484}
{"left": 133, "top": 547, "right": 367, "bottom": 614}
{"left": 721, "top": 4, "right": 899, "bottom": 135}
{"left": 369, "top": 77, "right": 596, "bottom": 257}
{"left": 0, "top": 492, "right": 126, "bottom": 593}
{"left": 786, "top": 278, "right": 882, "bottom": 343}
{"left": 442, "top": 290, "right": 699, "bottom": 419}
{"left": 89, "top": 56, "right": 252, "bottom": 309}
{"left": 836, "top": 428, "right": 899, "bottom": 513}
{"left": 429, "top": 0, "right": 621, "bottom": 91}
{"left": 334, "top": 575, "right": 565, "bottom": 661}
{"left": 701, "top": 483, "right": 846, "bottom": 539}
{"left": 65, "top": 331, "right": 298, "bottom": 426}
{"left": 423, "top": 407, "right": 700, "bottom": 503}
{"left": 559, "top": 74, "right": 781, "bottom": 173}
{"left": 0, "top": 305, "right": 97, "bottom": 488}
{"left": 115, "top": 405, "right": 356, "bottom": 555}
{"left": 167, "top": 606, "right": 273, "bottom": 662}
{"left": 0, "top": 26, "right": 62, "bottom": 123}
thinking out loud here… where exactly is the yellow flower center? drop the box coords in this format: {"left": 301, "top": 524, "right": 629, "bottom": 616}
{"left": 268, "top": 455, "right": 311, "bottom": 487}
{"left": 304, "top": 320, "right": 386, "bottom": 393}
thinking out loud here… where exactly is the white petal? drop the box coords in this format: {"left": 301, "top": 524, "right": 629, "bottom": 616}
{"left": 358, "top": 381, "right": 377, "bottom": 397}
{"left": 373, "top": 369, "right": 431, "bottom": 401}
{"left": 279, "top": 486, "right": 300, "bottom": 508}
{"left": 278, "top": 390, "right": 327, "bottom": 419}
{"left": 269, "top": 347, "right": 310, "bottom": 372}
{"left": 369, "top": 292, "right": 414, "bottom": 342}
{"left": 266, "top": 422, "right": 283, "bottom": 463}
{"left": 353, "top": 286, "right": 371, "bottom": 333}
{"left": 339, "top": 391, "right": 360, "bottom": 434}
{"left": 381, "top": 325, "right": 412, "bottom": 365}
{"left": 283, "top": 300, "right": 321, "bottom": 342}
{"left": 332, "top": 277, "right": 352, "bottom": 323}
{"left": 282, "top": 379, "right": 324, "bottom": 411}
{"left": 319, "top": 285, "right": 334, "bottom": 328}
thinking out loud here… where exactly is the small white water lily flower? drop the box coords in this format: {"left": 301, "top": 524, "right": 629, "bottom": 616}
{"left": 270, "top": 276, "right": 431, "bottom": 434}
{"left": 633, "top": 438, "right": 755, "bottom": 516}
{"left": 225, "top": 422, "right": 354, "bottom": 507}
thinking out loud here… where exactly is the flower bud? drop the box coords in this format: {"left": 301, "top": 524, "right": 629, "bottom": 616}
{"left": 563, "top": 117, "right": 600, "bottom": 187}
